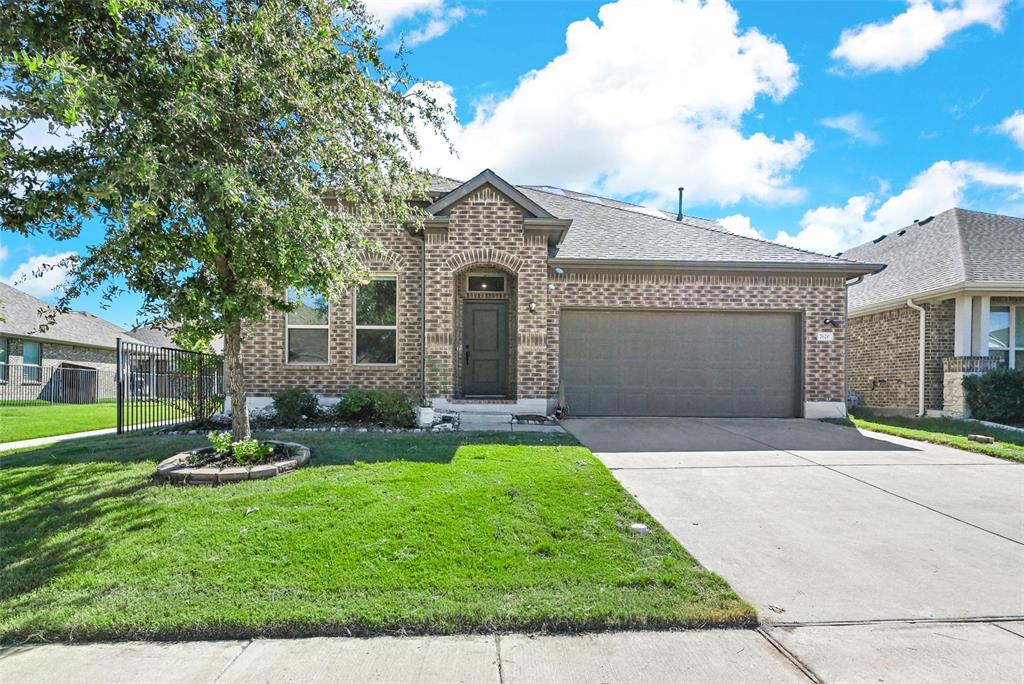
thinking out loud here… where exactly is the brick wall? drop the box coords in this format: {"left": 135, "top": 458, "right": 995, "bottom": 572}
{"left": 545, "top": 270, "right": 848, "bottom": 405}
{"left": 847, "top": 299, "right": 954, "bottom": 411}
{"left": 239, "top": 227, "right": 424, "bottom": 398}
{"left": 2, "top": 336, "right": 118, "bottom": 398}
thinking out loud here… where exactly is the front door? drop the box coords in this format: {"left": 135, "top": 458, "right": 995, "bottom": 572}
{"left": 463, "top": 301, "right": 509, "bottom": 396}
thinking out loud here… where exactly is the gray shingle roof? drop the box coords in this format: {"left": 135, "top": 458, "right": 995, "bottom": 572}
{"left": 517, "top": 186, "right": 868, "bottom": 268}
{"left": 840, "top": 208, "right": 1024, "bottom": 312}
{"left": 0, "top": 282, "right": 143, "bottom": 348}
{"left": 129, "top": 325, "right": 181, "bottom": 349}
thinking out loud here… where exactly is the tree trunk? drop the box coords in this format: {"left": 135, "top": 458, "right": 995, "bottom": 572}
{"left": 224, "top": 320, "right": 251, "bottom": 441}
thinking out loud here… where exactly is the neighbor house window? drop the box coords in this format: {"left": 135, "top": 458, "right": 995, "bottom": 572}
{"left": 467, "top": 274, "right": 506, "bottom": 293}
{"left": 286, "top": 289, "right": 329, "bottom": 364}
{"left": 989, "top": 306, "right": 1023, "bottom": 369}
{"left": 23, "top": 340, "right": 42, "bottom": 382}
{"left": 354, "top": 275, "right": 397, "bottom": 364}
{"left": 0, "top": 338, "right": 7, "bottom": 382}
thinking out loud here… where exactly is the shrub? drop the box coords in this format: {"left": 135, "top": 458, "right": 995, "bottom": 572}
{"left": 963, "top": 367, "right": 1024, "bottom": 424}
{"left": 333, "top": 388, "right": 415, "bottom": 427}
{"left": 231, "top": 438, "right": 273, "bottom": 466}
{"left": 272, "top": 387, "right": 318, "bottom": 427}
{"left": 208, "top": 431, "right": 233, "bottom": 454}
{"left": 372, "top": 390, "right": 415, "bottom": 428}
{"left": 334, "top": 387, "right": 375, "bottom": 422}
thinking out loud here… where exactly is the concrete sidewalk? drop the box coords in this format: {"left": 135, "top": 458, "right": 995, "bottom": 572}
{"left": 0, "top": 631, "right": 809, "bottom": 684}
{"left": 0, "top": 427, "right": 117, "bottom": 453}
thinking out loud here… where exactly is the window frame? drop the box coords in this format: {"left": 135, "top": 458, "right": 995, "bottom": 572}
{"left": 353, "top": 274, "right": 399, "bottom": 367}
{"left": 22, "top": 339, "right": 42, "bottom": 383}
{"left": 988, "top": 305, "right": 1023, "bottom": 369}
{"left": 284, "top": 290, "right": 331, "bottom": 366}
{"left": 465, "top": 271, "right": 507, "bottom": 294}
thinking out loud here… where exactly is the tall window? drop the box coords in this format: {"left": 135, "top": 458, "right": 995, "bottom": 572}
{"left": 989, "top": 306, "right": 1023, "bottom": 369}
{"left": 23, "top": 340, "right": 42, "bottom": 382}
{"left": 354, "top": 276, "right": 397, "bottom": 364}
{"left": 0, "top": 338, "right": 7, "bottom": 382}
{"left": 286, "top": 289, "right": 329, "bottom": 364}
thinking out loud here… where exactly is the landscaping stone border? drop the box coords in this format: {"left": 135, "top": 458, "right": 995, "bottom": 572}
{"left": 155, "top": 441, "right": 311, "bottom": 485}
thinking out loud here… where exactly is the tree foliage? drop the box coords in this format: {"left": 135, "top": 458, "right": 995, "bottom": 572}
{"left": 1, "top": 0, "right": 446, "bottom": 438}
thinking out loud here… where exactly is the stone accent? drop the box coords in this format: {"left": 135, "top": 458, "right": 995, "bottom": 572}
{"left": 847, "top": 299, "right": 954, "bottom": 412}
{"left": 155, "top": 441, "right": 311, "bottom": 485}
{"left": 941, "top": 356, "right": 1002, "bottom": 417}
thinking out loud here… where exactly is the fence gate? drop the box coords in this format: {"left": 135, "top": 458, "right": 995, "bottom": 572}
{"left": 116, "top": 338, "right": 225, "bottom": 434}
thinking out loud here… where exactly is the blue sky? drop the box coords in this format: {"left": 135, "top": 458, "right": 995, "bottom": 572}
{"left": 2, "top": 0, "right": 1022, "bottom": 327}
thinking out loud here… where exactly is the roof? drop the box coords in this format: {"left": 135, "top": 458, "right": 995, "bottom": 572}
{"left": 0, "top": 282, "right": 144, "bottom": 349}
{"left": 428, "top": 171, "right": 881, "bottom": 274}
{"left": 426, "top": 169, "right": 554, "bottom": 219}
{"left": 840, "top": 208, "right": 1024, "bottom": 313}
{"left": 129, "top": 325, "right": 181, "bottom": 349}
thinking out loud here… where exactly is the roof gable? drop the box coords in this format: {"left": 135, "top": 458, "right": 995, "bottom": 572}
{"left": 0, "top": 282, "right": 143, "bottom": 349}
{"left": 426, "top": 169, "right": 554, "bottom": 219}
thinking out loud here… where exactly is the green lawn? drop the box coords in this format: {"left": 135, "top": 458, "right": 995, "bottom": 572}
{"left": 850, "top": 414, "right": 1024, "bottom": 463}
{"left": 0, "top": 401, "right": 189, "bottom": 443}
{"left": 0, "top": 430, "right": 753, "bottom": 642}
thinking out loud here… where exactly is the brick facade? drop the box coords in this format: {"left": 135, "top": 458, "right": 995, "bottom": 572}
{"left": 545, "top": 271, "right": 848, "bottom": 403}
{"left": 847, "top": 299, "right": 954, "bottom": 412}
{"left": 239, "top": 184, "right": 852, "bottom": 413}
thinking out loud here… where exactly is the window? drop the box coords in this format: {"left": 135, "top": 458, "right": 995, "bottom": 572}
{"left": 286, "top": 289, "right": 329, "bottom": 364}
{"left": 989, "top": 306, "right": 1024, "bottom": 369}
{"left": 467, "top": 274, "right": 506, "bottom": 293}
{"left": 0, "top": 338, "right": 7, "bottom": 382}
{"left": 23, "top": 340, "right": 42, "bottom": 382}
{"left": 355, "top": 276, "right": 397, "bottom": 364}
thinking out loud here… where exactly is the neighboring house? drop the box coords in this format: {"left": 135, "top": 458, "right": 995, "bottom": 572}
{"left": 240, "top": 169, "right": 881, "bottom": 419}
{"left": 0, "top": 281, "right": 146, "bottom": 399}
{"left": 842, "top": 208, "right": 1024, "bottom": 417}
{"left": 130, "top": 325, "right": 183, "bottom": 349}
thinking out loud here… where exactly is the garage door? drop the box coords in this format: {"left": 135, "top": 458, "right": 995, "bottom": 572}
{"left": 560, "top": 310, "right": 801, "bottom": 418}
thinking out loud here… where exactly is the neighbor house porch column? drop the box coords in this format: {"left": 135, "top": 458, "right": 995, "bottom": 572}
{"left": 954, "top": 295, "right": 973, "bottom": 356}
{"left": 970, "top": 295, "right": 991, "bottom": 357}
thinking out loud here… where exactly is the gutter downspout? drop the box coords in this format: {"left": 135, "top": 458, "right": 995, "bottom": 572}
{"left": 418, "top": 233, "right": 427, "bottom": 404}
{"left": 843, "top": 275, "right": 865, "bottom": 413}
{"left": 906, "top": 298, "right": 926, "bottom": 417}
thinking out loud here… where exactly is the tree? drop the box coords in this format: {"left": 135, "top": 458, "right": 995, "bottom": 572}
{"left": 1, "top": 0, "right": 445, "bottom": 439}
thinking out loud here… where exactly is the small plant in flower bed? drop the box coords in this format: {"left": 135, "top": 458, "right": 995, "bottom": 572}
{"left": 186, "top": 431, "right": 286, "bottom": 468}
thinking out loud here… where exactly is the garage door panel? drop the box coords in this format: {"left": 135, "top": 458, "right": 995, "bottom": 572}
{"left": 560, "top": 310, "right": 801, "bottom": 418}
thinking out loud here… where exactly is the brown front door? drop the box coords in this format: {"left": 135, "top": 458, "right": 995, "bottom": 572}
{"left": 463, "top": 301, "right": 508, "bottom": 397}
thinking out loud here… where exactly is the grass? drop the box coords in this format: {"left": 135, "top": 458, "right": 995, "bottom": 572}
{"left": 0, "top": 430, "right": 753, "bottom": 642}
{"left": 848, "top": 413, "right": 1024, "bottom": 463}
{"left": 0, "top": 401, "right": 188, "bottom": 443}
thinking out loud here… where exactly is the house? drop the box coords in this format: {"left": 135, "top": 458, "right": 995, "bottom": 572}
{"left": 0, "top": 281, "right": 146, "bottom": 400}
{"left": 130, "top": 325, "right": 183, "bottom": 349}
{"left": 240, "top": 169, "right": 882, "bottom": 419}
{"left": 842, "top": 208, "right": 1024, "bottom": 417}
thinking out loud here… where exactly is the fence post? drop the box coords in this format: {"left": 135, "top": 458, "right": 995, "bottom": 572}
{"left": 116, "top": 337, "right": 123, "bottom": 434}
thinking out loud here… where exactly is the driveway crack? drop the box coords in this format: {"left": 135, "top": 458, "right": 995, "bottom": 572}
{"left": 757, "top": 628, "right": 821, "bottom": 683}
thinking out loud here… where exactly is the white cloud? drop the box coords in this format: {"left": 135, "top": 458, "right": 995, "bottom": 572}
{"left": 403, "top": 6, "right": 466, "bottom": 47}
{"left": 995, "top": 111, "right": 1024, "bottom": 150}
{"left": 10, "top": 119, "right": 83, "bottom": 151}
{"left": 717, "top": 214, "right": 766, "bottom": 239}
{"left": 363, "top": 0, "right": 467, "bottom": 46}
{"left": 414, "top": 0, "right": 810, "bottom": 206}
{"left": 773, "top": 160, "right": 1024, "bottom": 254}
{"left": 363, "top": 0, "right": 442, "bottom": 32}
{"left": 2, "top": 252, "right": 77, "bottom": 298}
{"left": 831, "top": 0, "right": 1008, "bottom": 73}
{"left": 819, "top": 112, "right": 880, "bottom": 144}
{"left": 0, "top": 243, "right": 8, "bottom": 265}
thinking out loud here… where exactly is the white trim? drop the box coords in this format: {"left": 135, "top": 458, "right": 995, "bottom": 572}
{"left": 954, "top": 295, "right": 973, "bottom": 356}
{"left": 973, "top": 296, "right": 991, "bottom": 358}
{"left": 284, "top": 290, "right": 331, "bottom": 365}
{"left": 353, "top": 273, "right": 399, "bottom": 367}
{"left": 849, "top": 281, "right": 1024, "bottom": 318}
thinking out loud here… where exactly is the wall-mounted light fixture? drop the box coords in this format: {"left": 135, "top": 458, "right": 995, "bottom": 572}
{"left": 528, "top": 300, "right": 537, "bottom": 313}
{"left": 823, "top": 317, "right": 842, "bottom": 327}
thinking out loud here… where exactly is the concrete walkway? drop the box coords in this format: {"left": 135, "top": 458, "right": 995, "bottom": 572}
{"left": 0, "top": 426, "right": 117, "bottom": 452}
{"left": 0, "top": 631, "right": 812, "bottom": 683}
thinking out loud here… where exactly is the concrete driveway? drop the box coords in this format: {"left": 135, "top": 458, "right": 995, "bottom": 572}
{"left": 563, "top": 417, "right": 1024, "bottom": 683}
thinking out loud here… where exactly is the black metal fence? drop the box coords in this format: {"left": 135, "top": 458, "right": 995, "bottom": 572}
{"left": 0, "top": 364, "right": 116, "bottom": 404}
{"left": 116, "top": 338, "right": 225, "bottom": 434}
